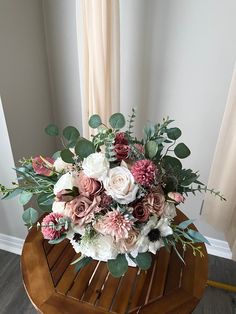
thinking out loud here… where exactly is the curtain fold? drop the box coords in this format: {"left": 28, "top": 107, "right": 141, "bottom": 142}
{"left": 203, "top": 64, "right": 236, "bottom": 259}
{"left": 77, "top": 0, "right": 120, "bottom": 138}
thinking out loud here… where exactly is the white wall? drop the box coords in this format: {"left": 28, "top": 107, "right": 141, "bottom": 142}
{"left": 0, "top": 0, "right": 56, "bottom": 238}
{"left": 120, "top": 0, "right": 236, "bottom": 239}
{"left": 42, "top": 0, "right": 82, "bottom": 133}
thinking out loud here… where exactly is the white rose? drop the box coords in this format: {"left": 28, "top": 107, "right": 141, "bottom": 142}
{"left": 52, "top": 201, "right": 66, "bottom": 214}
{"left": 53, "top": 172, "right": 76, "bottom": 195}
{"left": 163, "top": 203, "right": 177, "bottom": 219}
{"left": 54, "top": 157, "right": 71, "bottom": 173}
{"left": 82, "top": 152, "right": 109, "bottom": 181}
{"left": 103, "top": 166, "right": 139, "bottom": 204}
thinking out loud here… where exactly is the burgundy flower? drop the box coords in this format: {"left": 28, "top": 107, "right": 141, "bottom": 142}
{"left": 32, "top": 156, "right": 54, "bottom": 176}
{"left": 131, "top": 159, "right": 157, "bottom": 186}
{"left": 114, "top": 144, "right": 130, "bottom": 161}
{"left": 115, "top": 132, "right": 128, "bottom": 145}
{"left": 41, "top": 213, "right": 67, "bottom": 240}
{"left": 143, "top": 192, "right": 165, "bottom": 216}
{"left": 65, "top": 195, "right": 101, "bottom": 226}
{"left": 100, "top": 192, "right": 113, "bottom": 208}
{"left": 132, "top": 202, "right": 150, "bottom": 222}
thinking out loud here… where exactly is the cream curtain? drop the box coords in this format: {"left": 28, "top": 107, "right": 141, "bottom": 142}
{"left": 77, "top": 0, "right": 120, "bottom": 138}
{"left": 203, "top": 64, "right": 236, "bottom": 259}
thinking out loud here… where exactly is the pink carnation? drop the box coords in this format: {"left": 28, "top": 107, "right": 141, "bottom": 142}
{"left": 32, "top": 156, "right": 54, "bottom": 176}
{"left": 97, "top": 210, "right": 133, "bottom": 241}
{"left": 131, "top": 159, "right": 157, "bottom": 186}
{"left": 41, "top": 213, "right": 67, "bottom": 240}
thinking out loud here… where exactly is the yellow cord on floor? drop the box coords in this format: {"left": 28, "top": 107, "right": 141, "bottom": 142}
{"left": 207, "top": 280, "right": 236, "bottom": 293}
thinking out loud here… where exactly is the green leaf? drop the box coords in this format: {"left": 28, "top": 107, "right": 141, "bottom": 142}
{"left": 75, "top": 139, "right": 95, "bottom": 159}
{"left": 37, "top": 193, "right": 54, "bottom": 212}
{"left": 162, "top": 156, "right": 182, "bottom": 171}
{"left": 145, "top": 141, "right": 158, "bottom": 159}
{"left": 178, "top": 219, "right": 195, "bottom": 230}
{"left": 187, "top": 229, "right": 210, "bottom": 245}
{"left": 1, "top": 188, "right": 22, "bottom": 200}
{"left": 52, "top": 151, "right": 61, "bottom": 160}
{"left": 174, "top": 143, "right": 191, "bottom": 159}
{"left": 166, "top": 127, "right": 182, "bottom": 140}
{"left": 45, "top": 124, "right": 59, "bottom": 136}
{"left": 89, "top": 114, "right": 102, "bottom": 128}
{"left": 60, "top": 149, "right": 75, "bottom": 163}
{"left": 48, "top": 234, "right": 67, "bottom": 244}
{"left": 135, "top": 252, "right": 152, "bottom": 270}
{"left": 63, "top": 126, "right": 80, "bottom": 147}
{"left": 19, "top": 191, "right": 33, "bottom": 205}
{"left": 22, "top": 207, "right": 39, "bottom": 225}
{"left": 109, "top": 113, "right": 126, "bottom": 129}
{"left": 74, "top": 256, "right": 92, "bottom": 272}
{"left": 108, "top": 254, "right": 128, "bottom": 278}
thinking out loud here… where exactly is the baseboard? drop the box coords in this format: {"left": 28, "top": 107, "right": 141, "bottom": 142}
{"left": 205, "top": 236, "right": 232, "bottom": 259}
{"left": 0, "top": 233, "right": 24, "bottom": 255}
{"left": 0, "top": 233, "right": 232, "bottom": 259}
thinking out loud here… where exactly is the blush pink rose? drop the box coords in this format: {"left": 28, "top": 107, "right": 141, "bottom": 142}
{"left": 168, "top": 192, "right": 185, "bottom": 204}
{"left": 41, "top": 213, "right": 67, "bottom": 240}
{"left": 117, "top": 229, "right": 139, "bottom": 253}
{"left": 32, "top": 156, "right": 54, "bottom": 176}
{"left": 143, "top": 192, "right": 165, "bottom": 216}
{"left": 65, "top": 195, "right": 101, "bottom": 226}
{"left": 132, "top": 202, "right": 150, "bottom": 222}
{"left": 76, "top": 171, "right": 103, "bottom": 196}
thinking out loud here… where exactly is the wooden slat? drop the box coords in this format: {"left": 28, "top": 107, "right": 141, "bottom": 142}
{"left": 51, "top": 244, "right": 76, "bottom": 286}
{"left": 82, "top": 262, "right": 109, "bottom": 304}
{"left": 164, "top": 244, "right": 184, "bottom": 295}
{"left": 148, "top": 247, "right": 170, "bottom": 301}
{"left": 111, "top": 266, "right": 138, "bottom": 314}
{"left": 96, "top": 274, "right": 121, "bottom": 310}
{"left": 56, "top": 254, "right": 80, "bottom": 295}
{"left": 47, "top": 240, "right": 69, "bottom": 269}
{"left": 43, "top": 240, "right": 54, "bottom": 255}
{"left": 67, "top": 260, "right": 98, "bottom": 300}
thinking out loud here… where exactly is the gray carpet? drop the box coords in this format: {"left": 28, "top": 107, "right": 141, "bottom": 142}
{"left": 0, "top": 249, "right": 236, "bottom": 313}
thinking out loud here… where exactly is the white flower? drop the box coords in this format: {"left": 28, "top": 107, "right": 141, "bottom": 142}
{"left": 53, "top": 172, "right": 76, "bottom": 195}
{"left": 70, "top": 235, "right": 118, "bottom": 261}
{"left": 82, "top": 152, "right": 109, "bottom": 181}
{"left": 54, "top": 157, "right": 71, "bottom": 173}
{"left": 163, "top": 202, "right": 177, "bottom": 219}
{"left": 157, "top": 217, "right": 173, "bottom": 237}
{"left": 103, "top": 166, "right": 139, "bottom": 204}
{"left": 52, "top": 201, "right": 66, "bottom": 214}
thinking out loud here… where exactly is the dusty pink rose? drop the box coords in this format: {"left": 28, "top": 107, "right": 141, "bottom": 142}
{"left": 132, "top": 202, "right": 150, "bottom": 222}
{"left": 32, "top": 156, "right": 54, "bottom": 176}
{"left": 97, "top": 210, "right": 133, "bottom": 241}
{"left": 131, "top": 159, "right": 157, "bottom": 186}
{"left": 168, "top": 192, "right": 185, "bottom": 204}
{"left": 143, "top": 192, "right": 165, "bottom": 216}
{"left": 65, "top": 195, "right": 101, "bottom": 226}
{"left": 55, "top": 188, "right": 78, "bottom": 202}
{"left": 76, "top": 171, "right": 102, "bottom": 196}
{"left": 41, "top": 213, "right": 67, "bottom": 240}
{"left": 117, "top": 229, "right": 139, "bottom": 253}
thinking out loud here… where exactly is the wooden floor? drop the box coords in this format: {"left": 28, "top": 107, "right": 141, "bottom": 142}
{"left": 0, "top": 250, "right": 236, "bottom": 314}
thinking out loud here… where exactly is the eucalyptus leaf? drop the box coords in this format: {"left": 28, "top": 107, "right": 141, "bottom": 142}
{"left": 60, "top": 149, "right": 75, "bottom": 163}
{"left": 166, "top": 127, "right": 182, "bottom": 140}
{"left": 48, "top": 234, "right": 67, "bottom": 244}
{"left": 19, "top": 191, "right": 33, "bottom": 205}
{"left": 37, "top": 193, "right": 54, "bottom": 212}
{"left": 174, "top": 143, "right": 191, "bottom": 159}
{"left": 74, "top": 256, "right": 92, "bottom": 272}
{"left": 89, "top": 114, "right": 102, "bottom": 128}
{"left": 162, "top": 156, "right": 182, "bottom": 171}
{"left": 135, "top": 252, "right": 152, "bottom": 270}
{"left": 1, "top": 188, "right": 22, "bottom": 200}
{"left": 178, "top": 219, "right": 195, "bottom": 230}
{"left": 75, "top": 138, "right": 95, "bottom": 159}
{"left": 145, "top": 141, "right": 158, "bottom": 159}
{"left": 45, "top": 124, "right": 59, "bottom": 136}
{"left": 187, "top": 229, "right": 210, "bottom": 245}
{"left": 22, "top": 207, "right": 39, "bottom": 225}
{"left": 52, "top": 151, "right": 61, "bottom": 160}
{"left": 108, "top": 254, "right": 128, "bottom": 278}
{"left": 109, "top": 113, "right": 126, "bottom": 129}
{"left": 63, "top": 126, "right": 80, "bottom": 146}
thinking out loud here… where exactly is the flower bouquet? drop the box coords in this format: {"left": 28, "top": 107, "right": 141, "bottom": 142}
{"left": 0, "top": 110, "right": 225, "bottom": 277}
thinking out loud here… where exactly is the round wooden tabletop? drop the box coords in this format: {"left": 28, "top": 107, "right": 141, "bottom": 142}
{"left": 21, "top": 209, "right": 208, "bottom": 314}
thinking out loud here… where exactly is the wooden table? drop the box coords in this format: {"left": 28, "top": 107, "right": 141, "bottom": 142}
{"left": 21, "top": 210, "right": 208, "bottom": 314}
